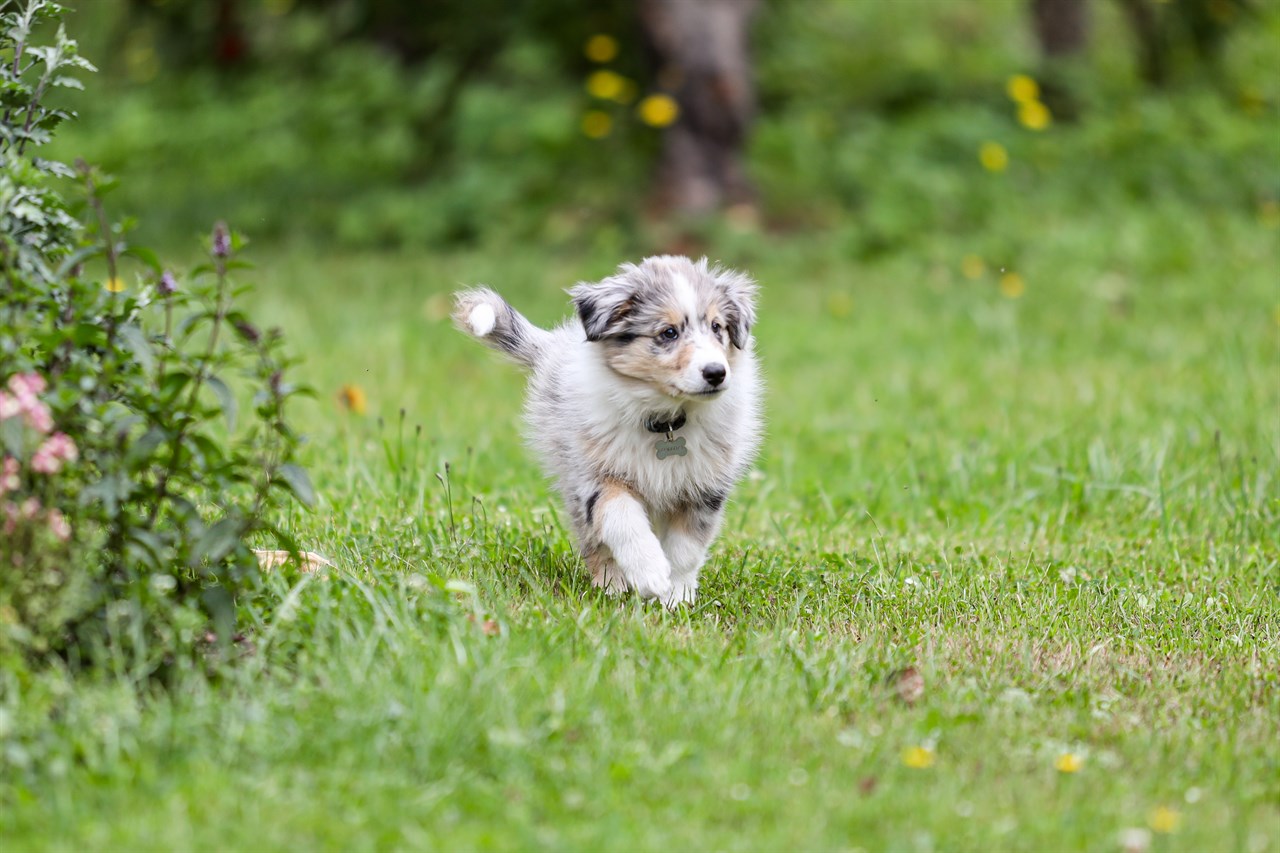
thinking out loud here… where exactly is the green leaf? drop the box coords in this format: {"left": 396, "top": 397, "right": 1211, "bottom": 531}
{"left": 55, "top": 243, "right": 103, "bottom": 278}
{"left": 193, "top": 517, "right": 243, "bottom": 567}
{"left": 118, "top": 323, "right": 156, "bottom": 376}
{"left": 201, "top": 585, "right": 236, "bottom": 648}
{"left": 274, "top": 463, "right": 316, "bottom": 508}
{"left": 122, "top": 244, "right": 163, "bottom": 274}
{"left": 206, "top": 375, "right": 237, "bottom": 432}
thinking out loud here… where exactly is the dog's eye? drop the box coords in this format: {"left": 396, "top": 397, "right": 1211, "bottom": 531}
{"left": 711, "top": 321, "right": 723, "bottom": 335}
{"left": 658, "top": 326, "right": 679, "bottom": 342}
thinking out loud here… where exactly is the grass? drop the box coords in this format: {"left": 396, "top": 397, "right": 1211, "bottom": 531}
{"left": 2, "top": 192, "right": 1277, "bottom": 850}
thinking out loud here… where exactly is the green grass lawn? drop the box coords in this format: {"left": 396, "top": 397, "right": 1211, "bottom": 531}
{"left": 2, "top": 205, "right": 1278, "bottom": 850}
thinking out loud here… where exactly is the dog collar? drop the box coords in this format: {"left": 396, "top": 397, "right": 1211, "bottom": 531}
{"left": 644, "top": 411, "right": 686, "bottom": 434}
{"left": 645, "top": 411, "right": 688, "bottom": 460}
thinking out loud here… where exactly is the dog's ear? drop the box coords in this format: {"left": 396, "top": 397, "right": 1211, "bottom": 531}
{"left": 569, "top": 271, "right": 637, "bottom": 342}
{"left": 715, "top": 264, "right": 758, "bottom": 349}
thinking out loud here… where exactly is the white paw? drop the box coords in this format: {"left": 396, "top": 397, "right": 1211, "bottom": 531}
{"left": 660, "top": 580, "right": 698, "bottom": 609}
{"left": 468, "top": 303, "right": 496, "bottom": 336}
{"left": 630, "top": 570, "right": 673, "bottom": 603}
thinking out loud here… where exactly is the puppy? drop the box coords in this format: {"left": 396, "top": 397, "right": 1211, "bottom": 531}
{"left": 452, "top": 256, "right": 762, "bottom": 606}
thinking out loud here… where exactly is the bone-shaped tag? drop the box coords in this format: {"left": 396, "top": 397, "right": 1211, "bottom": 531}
{"left": 655, "top": 436, "right": 687, "bottom": 460}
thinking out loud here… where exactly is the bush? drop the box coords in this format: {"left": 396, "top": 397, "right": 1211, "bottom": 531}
{"left": 0, "top": 0, "right": 313, "bottom": 678}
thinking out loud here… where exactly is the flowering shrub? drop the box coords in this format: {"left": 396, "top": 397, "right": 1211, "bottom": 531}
{"left": 1, "top": 0, "right": 313, "bottom": 676}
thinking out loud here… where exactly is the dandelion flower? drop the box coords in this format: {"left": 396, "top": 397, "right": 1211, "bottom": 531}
{"left": 581, "top": 110, "right": 612, "bottom": 139}
{"left": 1000, "top": 271, "right": 1025, "bottom": 299}
{"left": 338, "top": 384, "right": 367, "bottom": 416}
{"left": 1018, "top": 100, "right": 1052, "bottom": 131}
{"left": 1147, "top": 806, "right": 1181, "bottom": 834}
{"left": 637, "top": 94, "right": 679, "bottom": 128}
{"left": 1006, "top": 74, "right": 1040, "bottom": 104}
{"left": 584, "top": 34, "right": 619, "bottom": 64}
{"left": 611, "top": 78, "right": 638, "bottom": 105}
{"left": 901, "top": 745, "right": 935, "bottom": 769}
{"left": 979, "top": 141, "right": 1008, "bottom": 172}
{"left": 586, "top": 70, "right": 626, "bottom": 101}
{"left": 105, "top": 276, "right": 126, "bottom": 293}
{"left": 961, "top": 254, "right": 987, "bottom": 279}
{"left": 1054, "top": 752, "right": 1083, "bottom": 773}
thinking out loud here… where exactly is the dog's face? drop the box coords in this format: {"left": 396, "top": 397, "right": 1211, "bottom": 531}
{"left": 570, "top": 256, "right": 757, "bottom": 400}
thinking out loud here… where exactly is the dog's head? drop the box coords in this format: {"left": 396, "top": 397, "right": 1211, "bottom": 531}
{"left": 569, "top": 256, "right": 757, "bottom": 400}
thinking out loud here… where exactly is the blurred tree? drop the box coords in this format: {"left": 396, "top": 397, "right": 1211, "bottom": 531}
{"left": 638, "top": 0, "right": 759, "bottom": 215}
{"left": 1032, "top": 0, "right": 1090, "bottom": 57}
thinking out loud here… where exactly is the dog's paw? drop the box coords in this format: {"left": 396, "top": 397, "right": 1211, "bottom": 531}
{"left": 631, "top": 571, "right": 674, "bottom": 603}
{"left": 660, "top": 579, "right": 698, "bottom": 609}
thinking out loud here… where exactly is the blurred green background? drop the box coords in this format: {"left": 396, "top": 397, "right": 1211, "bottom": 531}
{"left": 54, "top": 0, "right": 1280, "bottom": 255}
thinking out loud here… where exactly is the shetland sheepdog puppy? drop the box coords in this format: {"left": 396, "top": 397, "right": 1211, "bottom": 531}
{"left": 453, "top": 256, "right": 762, "bottom": 606}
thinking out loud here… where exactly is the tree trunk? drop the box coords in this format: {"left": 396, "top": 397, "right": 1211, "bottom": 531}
{"left": 1031, "top": 0, "right": 1091, "bottom": 57}
{"left": 637, "top": 0, "right": 760, "bottom": 216}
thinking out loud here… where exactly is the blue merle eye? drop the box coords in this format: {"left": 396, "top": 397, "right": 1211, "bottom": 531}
{"left": 711, "top": 321, "right": 723, "bottom": 335}
{"left": 658, "top": 326, "right": 679, "bottom": 342}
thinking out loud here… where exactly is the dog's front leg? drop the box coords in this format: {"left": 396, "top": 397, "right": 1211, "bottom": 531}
{"left": 660, "top": 498, "right": 726, "bottom": 607}
{"left": 592, "top": 481, "right": 673, "bottom": 601}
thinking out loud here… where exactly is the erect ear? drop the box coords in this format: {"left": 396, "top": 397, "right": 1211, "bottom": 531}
{"left": 569, "top": 267, "right": 640, "bottom": 342}
{"left": 714, "top": 263, "right": 758, "bottom": 349}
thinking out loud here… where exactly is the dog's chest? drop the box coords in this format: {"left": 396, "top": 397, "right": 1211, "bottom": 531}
{"left": 600, "top": 422, "right": 737, "bottom": 504}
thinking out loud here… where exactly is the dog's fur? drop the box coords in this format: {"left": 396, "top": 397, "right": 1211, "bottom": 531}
{"left": 452, "top": 255, "right": 762, "bottom": 606}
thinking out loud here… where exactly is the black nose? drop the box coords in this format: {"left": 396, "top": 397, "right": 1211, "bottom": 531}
{"left": 702, "top": 364, "right": 726, "bottom": 387}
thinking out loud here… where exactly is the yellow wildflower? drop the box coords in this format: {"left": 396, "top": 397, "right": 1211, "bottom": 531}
{"left": 338, "top": 384, "right": 367, "bottom": 416}
{"left": 979, "top": 141, "right": 1008, "bottom": 172}
{"left": 612, "top": 78, "right": 638, "bottom": 105}
{"left": 1006, "top": 74, "right": 1040, "bottom": 104}
{"left": 1000, "top": 271, "right": 1025, "bottom": 299}
{"left": 584, "top": 34, "right": 619, "bottom": 64}
{"left": 586, "top": 70, "right": 625, "bottom": 101}
{"left": 1147, "top": 806, "right": 1182, "bottom": 834}
{"left": 1018, "top": 100, "right": 1052, "bottom": 131}
{"left": 105, "top": 276, "right": 126, "bottom": 293}
{"left": 637, "top": 94, "right": 679, "bottom": 128}
{"left": 901, "top": 746, "right": 935, "bottom": 769}
{"left": 961, "top": 254, "right": 986, "bottom": 279}
{"left": 1054, "top": 752, "right": 1083, "bottom": 773}
{"left": 581, "top": 110, "right": 612, "bottom": 139}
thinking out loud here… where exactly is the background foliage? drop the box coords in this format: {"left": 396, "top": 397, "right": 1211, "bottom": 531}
{"left": 49, "top": 0, "right": 1280, "bottom": 250}
{"left": 1, "top": 0, "right": 313, "bottom": 678}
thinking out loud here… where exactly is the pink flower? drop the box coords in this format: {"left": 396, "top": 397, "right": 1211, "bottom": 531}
{"left": 44, "top": 432, "right": 77, "bottom": 462}
{"left": 31, "top": 433, "right": 76, "bottom": 474}
{"left": 0, "top": 457, "right": 17, "bottom": 494}
{"left": 19, "top": 497, "right": 40, "bottom": 519}
{"left": 0, "top": 391, "right": 18, "bottom": 421}
{"left": 7, "top": 372, "right": 47, "bottom": 398}
{"left": 24, "top": 399, "right": 52, "bottom": 434}
{"left": 2, "top": 501, "right": 16, "bottom": 535}
{"left": 47, "top": 508, "right": 70, "bottom": 542}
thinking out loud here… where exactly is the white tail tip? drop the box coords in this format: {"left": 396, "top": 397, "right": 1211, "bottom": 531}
{"left": 468, "top": 303, "right": 496, "bottom": 336}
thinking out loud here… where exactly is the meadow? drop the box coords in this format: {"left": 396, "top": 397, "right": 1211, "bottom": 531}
{"left": 3, "top": 201, "right": 1277, "bottom": 849}
{"left": 2, "top": 1, "right": 1279, "bottom": 849}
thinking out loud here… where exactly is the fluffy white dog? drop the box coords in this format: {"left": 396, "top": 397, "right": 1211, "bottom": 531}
{"left": 453, "top": 255, "right": 762, "bottom": 607}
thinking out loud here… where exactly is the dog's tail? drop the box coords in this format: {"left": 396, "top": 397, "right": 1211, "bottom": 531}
{"left": 451, "top": 287, "right": 551, "bottom": 371}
